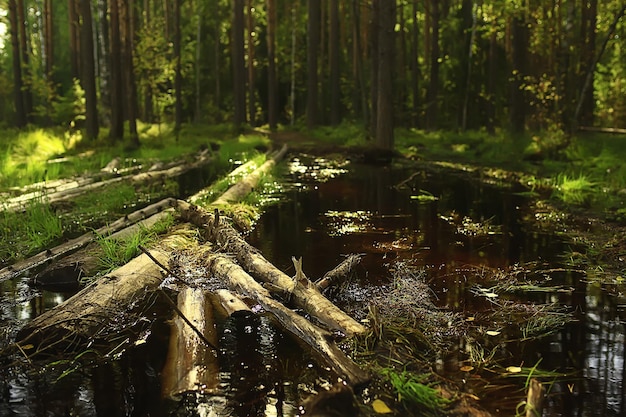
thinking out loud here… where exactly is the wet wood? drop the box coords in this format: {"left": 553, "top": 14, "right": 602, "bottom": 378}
{"left": 161, "top": 287, "right": 220, "bottom": 398}
{"left": 202, "top": 252, "right": 370, "bottom": 386}
{"left": 0, "top": 198, "right": 177, "bottom": 283}
{"left": 32, "top": 209, "right": 174, "bottom": 290}
{"left": 15, "top": 245, "right": 170, "bottom": 353}
{"left": 315, "top": 254, "right": 362, "bottom": 291}
{"left": 214, "top": 289, "right": 252, "bottom": 316}
{"left": 175, "top": 200, "right": 366, "bottom": 337}
{"left": 525, "top": 378, "right": 545, "bottom": 417}
{"left": 210, "top": 144, "right": 288, "bottom": 206}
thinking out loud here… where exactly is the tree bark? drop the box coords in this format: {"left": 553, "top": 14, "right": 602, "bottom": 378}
{"left": 109, "top": 0, "right": 124, "bottom": 141}
{"left": 8, "top": 0, "right": 26, "bottom": 127}
{"left": 329, "top": 0, "right": 341, "bottom": 125}
{"left": 266, "top": 0, "right": 278, "bottom": 129}
{"left": 97, "top": 0, "right": 111, "bottom": 127}
{"left": 79, "top": 0, "right": 99, "bottom": 140}
{"left": 16, "top": 0, "right": 33, "bottom": 120}
{"left": 121, "top": 0, "right": 140, "bottom": 147}
{"left": 425, "top": 0, "right": 439, "bottom": 130}
{"left": 43, "top": 0, "right": 54, "bottom": 80}
{"left": 69, "top": 0, "right": 81, "bottom": 80}
{"left": 375, "top": 0, "right": 395, "bottom": 150}
{"left": 315, "top": 254, "right": 362, "bottom": 292}
{"left": 174, "top": 0, "right": 183, "bottom": 131}
{"left": 410, "top": 0, "right": 420, "bottom": 127}
{"left": 246, "top": 0, "right": 256, "bottom": 126}
{"left": 174, "top": 200, "right": 367, "bottom": 337}
{"left": 306, "top": 0, "right": 321, "bottom": 129}
{"left": 232, "top": 0, "right": 247, "bottom": 127}
{"left": 203, "top": 252, "right": 370, "bottom": 385}
{"left": 510, "top": 14, "right": 528, "bottom": 133}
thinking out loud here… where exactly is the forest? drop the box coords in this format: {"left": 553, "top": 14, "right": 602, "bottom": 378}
{"left": 0, "top": 0, "right": 624, "bottom": 145}
{"left": 2, "top": 1, "right": 626, "bottom": 416}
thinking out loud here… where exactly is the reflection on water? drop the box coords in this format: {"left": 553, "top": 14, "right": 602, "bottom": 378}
{"left": 248, "top": 155, "right": 626, "bottom": 416}
{"left": 1, "top": 154, "right": 625, "bottom": 415}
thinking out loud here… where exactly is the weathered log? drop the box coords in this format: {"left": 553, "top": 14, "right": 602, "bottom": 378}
{"left": 0, "top": 198, "right": 177, "bottom": 283}
{"left": 210, "top": 144, "right": 288, "bottom": 206}
{"left": 214, "top": 289, "right": 252, "bottom": 317}
{"left": 175, "top": 200, "right": 366, "bottom": 337}
{"left": 14, "top": 233, "right": 188, "bottom": 354}
{"left": 161, "top": 287, "right": 220, "bottom": 398}
{"left": 315, "top": 254, "right": 363, "bottom": 291}
{"left": 32, "top": 210, "right": 174, "bottom": 290}
{"left": 203, "top": 252, "right": 370, "bottom": 386}
{"left": 189, "top": 158, "right": 259, "bottom": 204}
{"left": 5, "top": 150, "right": 211, "bottom": 211}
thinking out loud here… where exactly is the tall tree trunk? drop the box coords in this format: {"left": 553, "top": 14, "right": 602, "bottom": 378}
{"left": 69, "top": 0, "right": 81, "bottom": 80}
{"left": 109, "top": 0, "right": 124, "bottom": 142}
{"left": 246, "top": 0, "right": 256, "bottom": 126}
{"left": 173, "top": 0, "right": 183, "bottom": 131}
{"left": 375, "top": 0, "right": 395, "bottom": 150}
{"left": 97, "top": 0, "right": 111, "bottom": 127}
{"left": 409, "top": 0, "right": 419, "bottom": 126}
{"left": 574, "top": 4, "right": 626, "bottom": 128}
{"left": 369, "top": 0, "right": 379, "bottom": 138}
{"left": 425, "top": 0, "right": 439, "bottom": 130}
{"left": 16, "top": 0, "right": 33, "bottom": 119}
{"left": 194, "top": 1, "right": 201, "bottom": 122}
{"left": 266, "top": 0, "right": 277, "bottom": 129}
{"left": 232, "top": 0, "right": 247, "bottom": 128}
{"left": 214, "top": 0, "right": 221, "bottom": 112}
{"left": 510, "top": 14, "right": 527, "bottom": 133}
{"left": 289, "top": 2, "right": 297, "bottom": 125}
{"left": 329, "top": 0, "right": 340, "bottom": 125}
{"left": 8, "top": 0, "right": 26, "bottom": 127}
{"left": 79, "top": 0, "right": 99, "bottom": 140}
{"left": 578, "top": 0, "right": 597, "bottom": 126}
{"left": 121, "top": 0, "right": 139, "bottom": 147}
{"left": 306, "top": 0, "right": 321, "bottom": 129}
{"left": 143, "top": 0, "right": 154, "bottom": 122}
{"left": 43, "top": 0, "right": 54, "bottom": 80}
{"left": 461, "top": 0, "right": 476, "bottom": 131}
{"left": 486, "top": 26, "right": 496, "bottom": 134}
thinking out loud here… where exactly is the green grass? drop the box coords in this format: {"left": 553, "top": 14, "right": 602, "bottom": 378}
{"left": 552, "top": 173, "right": 596, "bottom": 205}
{"left": 382, "top": 369, "right": 450, "bottom": 415}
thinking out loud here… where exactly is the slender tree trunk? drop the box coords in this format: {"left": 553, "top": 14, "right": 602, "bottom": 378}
{"left": 109, "top": 0, "right": 124, "bottom": 142}
{"left": 410, "top": 0, "right": 419, "bottom": 126}
{"left": 306, "top": 0, "right": 321, "bottom": 129}
{"left": 143, "top": 0, "right": 154, "bottom": 122}
{"left": 510, "top": 14, "right": 527, "bottom": 133}
{"left": 578, "top": 0, "right": 597, "bottom": 126}
{"left": 79, "top": 0, "right": 99, "bottom": 140}
{"left": 369, "top": 0, "right": 379, "bottom": 138}
{"left": 425, "top": 0, "right": 439, "bottom": 130}
{"left": 98, "top": 0, "right": 111, "bottom": 127}
{"left": 194, "top": 1, "right": 202, "bottom": 122}
{"left": 8, "top": 0, "right": 26, "bottom": 127}
{"left": 486, "top": 26, "right": 496, "bottom": 134}
{"left": 174, "top": 0, "right": 183, "bottom": 131}
{"left": 16, "top": 0, "right": 33, "bottom": 119}
{"left": 246, "top": 0, "right": 256, "bottom": 126}
{"left": 232, "top": 0, "right": 247, "bottom": 127}
{"left": 69, "top": 0, "right": 81, "bottom": 80}
{"left": 375, "top": 0, "right": 395, "bottom": 150}
{"left": 122, "top": 0, "right": 139, "bottom": 147}
{"left": 43, "top": 0, "right": 54, "bottom": 80}
{"left": 289, "top": 2, "right": 297, "bottom": 125}
{"left": 329, "top": 0, "right": 340, "bottom": 125}
{"left": 266, "top": 0, "right": 277, "bottom": 129}
{"left": 352, "top": 0, "right": 367, "bottom": 124}
{"left": 461, "top": 0, "right": 476, "bottom": 131}
{"left": 214, "top": 0, "right": 221, "bottom": 112}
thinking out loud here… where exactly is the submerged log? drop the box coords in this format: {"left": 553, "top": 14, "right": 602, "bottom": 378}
{"left": 161, "top": 287, "right": 220, "bottom": 398}
{"left": 525, "top": 378, "right": 545, "bottom": 417}
{"left": 203, "top": 252, "right": 370, "bottom": 386}
{"left": 175, "top": 200, "right": 366, "bottom": 337}
{"left": 0, "top": 198, "right": 176, "bottom": 283}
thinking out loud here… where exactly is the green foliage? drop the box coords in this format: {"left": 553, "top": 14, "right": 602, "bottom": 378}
{"left": 94, "top": 214, "right": 174, "bottom": 277}
{"left": 383, "top": 369, "right": 450, "bottom": 415}
{"left": 552, "top": 173, "right": 595, "bottom": 205}
{"left": 0, "top": 198, "right": 63, "bottom": 262}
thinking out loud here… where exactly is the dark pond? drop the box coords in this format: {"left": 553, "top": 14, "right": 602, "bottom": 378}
{"left": 0, "top": 153, "right": 624, "bottom": 416}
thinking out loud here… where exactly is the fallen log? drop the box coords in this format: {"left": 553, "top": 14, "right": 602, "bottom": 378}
{"left": 32, "top": 209, "right": 174, "bottom": 291}
{"left": 161, "top": 287, "right": 220, "bottom": 398}
{"left": 0, "top": 198, "right": 176, "bottom": 283}
{"left": 175, "top": 200, "right": 366, "bottom": 337}
{"left": 5, "top": 150, "right": 211, "bottom": 211}
{"left": 210, "top": 144, "right": 288, "bottom": 206}
{"left": 202, "top": 252, "right": 370, "bottom": 386}
{"left": 13, "top": 232, "right": 189, "bottom": 354}
{"left": 315, "top": 254, "right": 363, "bottom": 292}
{"left": 214, "top": 289, "right": 252, "bottom": 317}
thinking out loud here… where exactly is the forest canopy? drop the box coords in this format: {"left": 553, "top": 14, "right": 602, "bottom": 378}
{"left": 0, "top": 0, "right": 624, "bottom": 149}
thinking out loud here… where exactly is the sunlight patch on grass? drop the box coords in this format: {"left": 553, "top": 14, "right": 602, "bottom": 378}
{"left": 553, "top": 173, "right": 596, "bottom": 205}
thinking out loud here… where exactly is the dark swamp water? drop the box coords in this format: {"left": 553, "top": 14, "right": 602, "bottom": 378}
{"left": 1, "top": 153, "right": 625, "bottom": 416}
